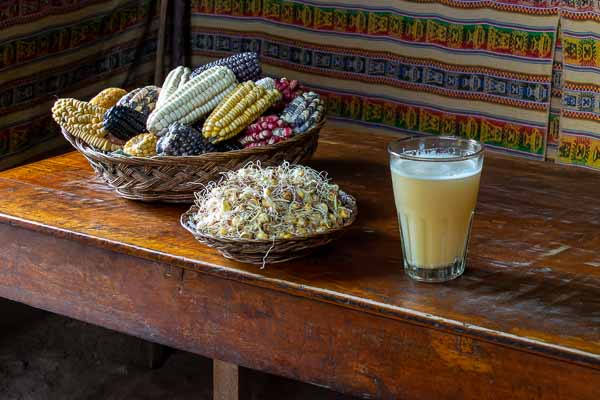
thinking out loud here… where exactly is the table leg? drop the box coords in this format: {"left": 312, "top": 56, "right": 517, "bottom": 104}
{"left": 143, "top": 342, "right": 169, "bottom": 369}
{"left": 213, "top": 359, "right": 239, "bottom": 400}
{"left": 126, "top": 340, "right": 170, "bottom": 369}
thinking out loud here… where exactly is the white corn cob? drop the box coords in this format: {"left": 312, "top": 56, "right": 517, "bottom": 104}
{"left": 178, "top": 70, "right": 191, "bottom": 88}
{"left": 156, "top": 66, "right": 191, "bottom": 109}
{"left": 147, "top": 66, "right": 237, "bottom": 135}
{"left": 256, "top": 77, "right": 276, "bottom": 90}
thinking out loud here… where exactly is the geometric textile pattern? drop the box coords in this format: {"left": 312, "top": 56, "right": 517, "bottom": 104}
{"left": 192, "top": 0, "right": 560, "bottom": 159}
{"left": 0, "top": 0, "right": 158, "bottom": 170}
{"left": 557, "top": 9, "right": 600, "bottom": 170}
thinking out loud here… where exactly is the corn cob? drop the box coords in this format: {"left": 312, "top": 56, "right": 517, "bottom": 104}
{"left": 239, "top": 115, "right": 292, "bottom": 148}
{"left": 280, "top": 92, "right": 325, "bottom": 134}
{"left": 51, "top": 98, "right": 122, "bottom": 151}
{"left": 79, "top": 133, "right": 120, "bottom": 151}
{"left": 202, "top": 81, "right": 281, "bottom": 143}
{"left": 190, "top": 52, "right": 261, "bottom": 82}
{"left": 117, "top": 86, "right": 161, "bottom": 116}
{"left": 272, "top": 77, "right": 303, "bottom": 111}
{"left": 117, "top": 88, "right": 142, "bottom": 107}
{"left": 147, "top": 66, "right": 237, "bottom": 136}
{"left": 156, "top": 66, "right": 191, "bottom": 109}
{"left": 256, "top": 77, "right": 276, "bottom": 90}
{"left": 156, "top": 123, "right": 217, "bottom": 156}
{"left": 90, "top": 88, "right": 127, "bottom": 109}
{"left": 123, "top": 133, "right": 157, "bottom": 157}
{"left": 215, "top": 139, "right": 244, "bottom": 152}
{"left": 103, "top": 105, "right": 148, "bottom": 142}
{"left": 52, "top": 98, "right": 107, "bottom": 138}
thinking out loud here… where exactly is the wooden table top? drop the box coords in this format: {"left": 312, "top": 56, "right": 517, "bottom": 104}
{"left": 0, "top": 124, "right": 599, "bottom": 370}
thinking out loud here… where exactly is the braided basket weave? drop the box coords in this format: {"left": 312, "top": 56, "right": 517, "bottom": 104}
{"left": 180, "top": 192, "right": 357, "bottom": 264}
{"left": 62, "top": 121, "right": 322, "bottom": 203}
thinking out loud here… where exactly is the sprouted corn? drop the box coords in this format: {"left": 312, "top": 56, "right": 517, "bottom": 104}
{"left": 192, "top": 161, "right": 353, "bottom": 240}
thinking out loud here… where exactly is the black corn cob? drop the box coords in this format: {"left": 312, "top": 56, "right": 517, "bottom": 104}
{"left": 156, "top": 123, "right": 217, "bottom": 156}
{"left": 103, "top": 106, "right": 147, "bottom": 141}
{"left": 190, "top": 52, "right": 261, "bottom": 82}
{"left": 215, "top": 139, "right": 244, "bottom": 152}
{"left": 191, "top": 121, "right": 241, "bottom": 152}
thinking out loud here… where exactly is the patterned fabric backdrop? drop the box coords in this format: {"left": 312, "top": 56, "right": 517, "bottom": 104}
{"left": 3, "top": 0, "right": 600, "bottom": 171}
{"left": 557, "top": 3, "right": 600, "bottom": 169}
{"left": 0, "top": 0, "right": 159, "bottom": 170}
{"left": 190, "top": 0, "right": 600, "bottom": 170}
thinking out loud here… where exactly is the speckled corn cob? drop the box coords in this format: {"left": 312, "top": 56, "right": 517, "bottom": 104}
{"left": 90, "top": 88, "right": 127, "bottom": 109}
{"left": 156, "top": 123, "right": 217, "bottom": 156}
{"left": 123, "top": 133, "right": 157, "bottom": 157}
{"left": 117, "top": 86, "right": 161, "bottom": 116}
{"left": 147, "top": 66, "right": 238, "bottom": 136}
{"left": 116, "top": 88, "right": 142, "bottom": 108}
{"left": 280, "top": 92, "right": 325, "bottom": 134}
{"left": 190, "top": 52, "right": 261, "bottom": 82}
{"left": 202, "top": 81, "right": 281, "bottom": 143}
{"left": 256, "top": 77, "right": 276, "bottom": 90}
{"left": 156, "top": 66, "right": 191, "bottom": 109}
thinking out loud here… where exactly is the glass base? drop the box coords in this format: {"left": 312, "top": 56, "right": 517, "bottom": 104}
{"left": 404, "top": 259, "right": 465, "bottom": 283}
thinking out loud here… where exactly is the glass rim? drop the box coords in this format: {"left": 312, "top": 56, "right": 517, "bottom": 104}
{"left": 387, "top": 136, "right": 484, "bottom": 162}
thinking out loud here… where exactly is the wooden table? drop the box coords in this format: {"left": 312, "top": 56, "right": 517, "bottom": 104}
{"left": 0, "top": 125, "right": 598, "bottom": 399}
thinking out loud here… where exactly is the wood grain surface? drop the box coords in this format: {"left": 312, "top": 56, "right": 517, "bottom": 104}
{"left": 1, "top": 223, "right": 598, "bottom": 399}
{"left": 0, "top": 123, "right": 598, "bottom": 398}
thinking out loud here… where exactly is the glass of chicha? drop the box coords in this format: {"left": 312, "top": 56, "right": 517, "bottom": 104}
{"left": 388, "top": 136, "right": 484, "bottom": 282}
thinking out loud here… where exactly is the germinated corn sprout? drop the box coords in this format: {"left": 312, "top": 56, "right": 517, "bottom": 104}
{"left": 192, "top": 162, "right": 353, "bottom": 240}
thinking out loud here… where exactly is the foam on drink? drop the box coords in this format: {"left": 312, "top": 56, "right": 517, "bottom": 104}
{"left": 391, "top": 151, "right": 482, "bottom": 268}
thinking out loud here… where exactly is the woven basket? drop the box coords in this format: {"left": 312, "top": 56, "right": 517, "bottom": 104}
{"left": 62, "top": 121, "right": 322, "bottom": 203}
{"left": 180, "top": 192, "right": 358, "bottom": 264}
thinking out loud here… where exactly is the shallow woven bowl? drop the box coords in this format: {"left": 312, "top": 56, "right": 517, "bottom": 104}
{"left": 62, "top": 121, "right": 323, "bottom": 203}
{"left": 180, "top": 192, "right": 358, "bottom": 264}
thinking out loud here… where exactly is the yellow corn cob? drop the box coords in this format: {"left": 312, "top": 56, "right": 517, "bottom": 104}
{"left": 90, "top": 88, "right": 127, "bottom": 108}
{"left": 51, "top": 98, "right": 108, "bottom": 139}
{"left": 78, "top": 131, "right": 121, "bottom": 151}
{"left": 123, "top": 133, "right": 157, "bottom": 157}
{"left": 202, "top": 81, "right": 281, "bottom": 143}
{"left": 146, "top": 66, "right": 237, "bottom": 136}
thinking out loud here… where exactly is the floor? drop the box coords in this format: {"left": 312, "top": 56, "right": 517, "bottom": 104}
{"left": 0, "top": 300, "right": 354, "bottom": 400}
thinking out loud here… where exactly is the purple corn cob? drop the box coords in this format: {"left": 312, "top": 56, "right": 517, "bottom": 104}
{"left": 190, "top": 52, "right": 261, "bottom": 82}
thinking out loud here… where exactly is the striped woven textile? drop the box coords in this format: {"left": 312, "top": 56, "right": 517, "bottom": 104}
{"left": 547, "top": 23, "right": 562, "bottom": 161}
{"left": 557, "top": 4, "right": 600, "bottom": 170}
{"left": 4, "top": 0, "right": 600, "bottom": 171}
{"left": 191, "top": 0, "right": 560, "bottom": 161}
{"left": 0, "top": 0, "right": 159, "bottom": 170}
{"left": 188, "top": 0, "right": 600, "bottom": 171}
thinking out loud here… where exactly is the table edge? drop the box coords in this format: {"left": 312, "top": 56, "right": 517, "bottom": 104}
{"left": 2, "top": 212, "right": 599, "bottom": 370}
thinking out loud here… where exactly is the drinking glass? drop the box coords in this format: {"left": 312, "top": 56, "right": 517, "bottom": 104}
{"left": 388, "top": 136, "right": 484, "bottom": 282}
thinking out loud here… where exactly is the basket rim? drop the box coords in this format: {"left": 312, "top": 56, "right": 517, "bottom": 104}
{"left": 62, "top": 120, "right": 325, "bottom": 165}
{"left": 180, "top": 191, "right": 358, "bottom": 245}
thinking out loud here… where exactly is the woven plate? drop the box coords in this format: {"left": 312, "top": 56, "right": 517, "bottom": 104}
{"left": 62, "top": 121, "right": 323, "bottom": 203}
{"left": 180, "top": 192, "right": 358, "bottom": 264}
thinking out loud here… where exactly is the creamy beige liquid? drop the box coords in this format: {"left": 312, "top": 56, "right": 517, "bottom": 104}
{"left": 391, "top": 156, "right": 481, "bottom": 268}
